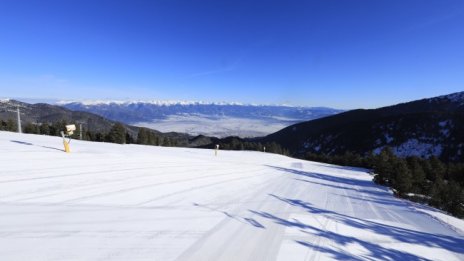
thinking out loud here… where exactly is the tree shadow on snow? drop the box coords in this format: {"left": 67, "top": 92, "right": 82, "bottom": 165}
{"left": 249, "top": 194, "right": 464, "bottom": 260}
{"left": 192, "top": 202, "right": 265, "bottom": 229}
{"left": 293, "top": 178, "right": 392, "bottom": 198}
{"left": 10, "top": 140, "right": 63, "bottom": 152}
{"left": 268, "top": 165, "right": 393, "bottom": 199}
{"left": 268, "top": 165, "right": 375, "bottom": 188}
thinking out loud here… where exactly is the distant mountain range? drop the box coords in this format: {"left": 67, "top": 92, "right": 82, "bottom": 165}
{"left": 3, "top": 92, "right": 463, "bottom": 161}
{"left": 0, "top": 99, "right": 119, "bottom": 134}
{"left": 58, "top": 100, "right": 343, "bottom": 137}
{"left": 0, "top": 99, "right": 211, "bottom": 147}
{"left": 260, "top": 91, "right": 464, "bottom": 161}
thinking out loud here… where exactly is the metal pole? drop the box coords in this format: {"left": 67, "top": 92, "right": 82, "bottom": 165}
{"left": 16, "top": 106, "right": 21, "bottom": 133}
{"left": 79, "top": 123, "right": 82, "bottom": 140}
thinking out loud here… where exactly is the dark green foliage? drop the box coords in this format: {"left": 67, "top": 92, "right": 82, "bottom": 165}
{"left": 162, "top": 137, "right": 172, "bottom": 147}
{"left": 408, "top": 157, "right": 427, "bottom": 193}
{"left": 40, "top": 123, "right": 50, "bottom": 135}
{"left": 429, "top": 156, "right": 446, "bottom": 181}
{"left": 6, "top": 119, "right": 17, "bottom": 132}
{"left": 212, "top": 138, "right": 289, "bottom": 156}
{"left": 137, "top": 128, "right": 149, "bottom": 144}
{"left": 137, "top": 128, "right": 165, "bottom": 146}
{"left": 125, "top": 132, "right": 134, "bottom": 144}
{"left": 392, "top": 159, "right": 412, "bottom": 196}
{"left": 106, "top": 122, "right": 126, "bottom": 144}
{"left": 0, "top": 119, "right": 6, "bottom": 130}
{"left": 24, "top": 122, "right": 37, "bottom": 134}
{"left": 373, "top": 148, "right": 396, "bottom": 185}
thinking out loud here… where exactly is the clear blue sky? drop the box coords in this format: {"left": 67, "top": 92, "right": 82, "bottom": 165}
{"left": 0, "top": 0, "right": 463, "bottom": 109}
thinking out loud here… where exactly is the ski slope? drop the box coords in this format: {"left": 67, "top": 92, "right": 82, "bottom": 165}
{"left": 0, "top": 131, "right": 463, "bottom": 260}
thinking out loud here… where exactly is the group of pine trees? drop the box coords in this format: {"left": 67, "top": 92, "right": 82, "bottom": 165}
{"left": 136, "top": 127, "right": 177, "bottom": 147}
{"left": 1, "top": 118, "right": 134, "bottom": 145}
{"left": 1, "top": 118, "right": 182, "bottom": 148}
{"left": 306, "top": 148, "right": 464, "bottom": 217}
{"left": 0, "top": 119, "right": 18, "bottom": 132}
{"left": 215, "top": 137, "right": 290, "bottom": 155}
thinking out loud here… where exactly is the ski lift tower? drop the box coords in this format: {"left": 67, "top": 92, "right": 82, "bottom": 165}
{"left": 16, "top": 106, "right": 21, "bottom": 133}
{"left": 75, "top": 121, "right": 85, "bottom": 140}
{"left": 3, "top": 103, "right": 22, "bottom": 133}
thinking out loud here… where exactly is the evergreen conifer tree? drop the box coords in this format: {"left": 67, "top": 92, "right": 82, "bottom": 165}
{"left": 106, "top": 123, "right": 126, "bottom": 144}
{"left": 6, "top": 119, "right": 17, "bottom": 132}
{"left": 393, "top": 159, "right": 412, "bottom": 196}
{"left": 137, "top": 128, "right": 149, "bottom": 144}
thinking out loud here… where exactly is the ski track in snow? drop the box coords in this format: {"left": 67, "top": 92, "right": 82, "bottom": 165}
{"left": 0, "top": 131, "right": 464, "bottom": 260}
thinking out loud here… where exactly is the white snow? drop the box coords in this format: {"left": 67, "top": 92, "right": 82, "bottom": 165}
{"left": 393, "top": 139, "right": 443, "bottom": 157}
{"left": 0, "top": 131, "right": 463, "bottom": 260}
{"left": 373, "top": 147, "right": 383, "bottom": 155}
{"left": 439, "top": 120, "right": 452, "bottom": 138}
{"left": 437, "top": 92, "right": 464, "bottom": 105}
{"left": 439, "top": 120, "right": 449, "bottom": 128}
{"left": 384, "top": 133, "right": 394, "bottom": 144}
{"left": 414, "top": 207, "right": 464, "bottom": 235}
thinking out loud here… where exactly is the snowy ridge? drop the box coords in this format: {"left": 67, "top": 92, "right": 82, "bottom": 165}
{"left": 0, "top": 131, "right": 463, "bottom": 260}
{"left": 433, "top": 91, "right": 464, "bottom": 104}
{"left": 56, "top": 100, "right": 300, "bottom": 107}
{"left": 58, "top": 100, "right": 343, "bottom": 137}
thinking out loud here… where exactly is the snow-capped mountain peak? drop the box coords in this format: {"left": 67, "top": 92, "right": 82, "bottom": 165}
{"left": 57, "top": 100, "right": 343, "bottom": 137}
{"left": 56, "top": 100, "right": 283, "bottom": 107}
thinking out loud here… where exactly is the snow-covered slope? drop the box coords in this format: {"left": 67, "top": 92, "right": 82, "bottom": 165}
{"left": 0, "top": 131, "right": 463, "bottom": 260}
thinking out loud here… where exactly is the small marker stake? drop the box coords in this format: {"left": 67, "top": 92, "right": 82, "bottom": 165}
{"left": 215, "top": 144, "right": 219, "bottom": 156}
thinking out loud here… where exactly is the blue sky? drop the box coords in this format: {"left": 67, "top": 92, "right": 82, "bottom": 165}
{"left": 0, "top": 0, "right": 463, "bottom": 109}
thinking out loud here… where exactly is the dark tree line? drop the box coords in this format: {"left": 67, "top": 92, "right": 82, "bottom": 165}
{"left": 306, "top": 148, "right": 464, "bottom": 218}
{"left": 2, "top": 119, "right": 70, "bottom": 136}
{"left": 1, "top": 119, "right": 136, "bottom": 145}
{"left": 0, "top": 119, "right": 17, "bottom": 132}
{"left": 215, "top": 137, "right": 290, "bottom": 156}
{"left": 136, "top": 127, "right": 177, "bottom": 147}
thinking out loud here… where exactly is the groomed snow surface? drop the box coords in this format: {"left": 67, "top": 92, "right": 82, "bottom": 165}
{"left": 1, "top": 131, "right": 463, "bottom": 261}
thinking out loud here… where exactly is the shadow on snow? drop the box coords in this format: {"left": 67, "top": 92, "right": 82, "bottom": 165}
{"left": 10, "top": 140, "right": 63, "bottom": 152}
{"left": 249, "top": 194, "right": 464, "bottom": 260}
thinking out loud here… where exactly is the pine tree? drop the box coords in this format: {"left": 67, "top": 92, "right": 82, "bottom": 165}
{"left": 106, "top": 123, "right": 126, "bottom": 144}
{"left": 137, "top": 128, "right": 149, "bottom": 144}
{"left": 373, "top": 147, "right": 395, "bottom": 185}
{"left": 40, "top": 123, "right": 50, "bottom": 135}
{"left": 24, "top": 122, "right": 36, "bottom": 134}
{"left": 162, "top": 137, "right": 172, "bottom": 147}
{"left": 443, "top": 181, "right": 464, "bottom": 217}
{"left": 393, "top": 159, "right": 412, "bottom": 196}
{"left": 429, "top": 156, "right": 446, "bottom": 182}
{"left": 6, "top": 119, "right": 17, "bottom": 132}
{"left": 430, "top": 177, "right": 446, "bottom": 209}
{"left": 125, "top": 133, "right": 134, "bottom": 144}
{"left": 409, "top": 157, "right": 427, "bottom": 193}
